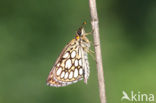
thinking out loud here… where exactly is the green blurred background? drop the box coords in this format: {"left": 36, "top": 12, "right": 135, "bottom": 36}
{"left": 0, "top": 0, "right": 156, "bottom": 103}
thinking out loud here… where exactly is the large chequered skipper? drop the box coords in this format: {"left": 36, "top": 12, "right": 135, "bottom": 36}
{"left": 47, "top": 22, "right": 91, "bottom": 87}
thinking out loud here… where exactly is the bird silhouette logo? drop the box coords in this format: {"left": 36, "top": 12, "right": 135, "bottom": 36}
{"left": 121, "top": 91, "right": 131, "bottom": 101}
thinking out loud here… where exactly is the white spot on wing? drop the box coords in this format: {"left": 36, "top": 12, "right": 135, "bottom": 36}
{"left": 57, "top": 63, "right": 60, "bottom": 67}
{"left": 61, "top": 71, "right": 65, "bottom": 78}
{"left": 74, "top": 69, "right": 78, "bottom": 78}
{"left": 79, "top": 59, "right": 82, "bottom": 66}
{"left": 71, "top": 51, "right": 76, "bottom": 58}
{"left": 69, "top": 71, "right": 73, "bottom": 79}
{"left": 78, "top": 48, "right": 82, "bottom": 57}
{"left": 64, "top": 72, "right": 68, "bottom": 79}
{"left": 63, "top": 52, "right": 69, "bottom": 58}
{"left": 79, "top": 68, "right": 83, "bottom": 75}
{"left": 65, "top": 59, "right": 72, "bottom": 69}
{"left": 74, "top": 59, "right": 78, "bottom": 67}
{"left": 56, "top": 67, "right": 62, "bottom": 75}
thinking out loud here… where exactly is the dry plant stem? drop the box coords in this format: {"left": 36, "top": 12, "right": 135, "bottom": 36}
{"left": 89, "top": 0, "right": 106, "bottom": 103}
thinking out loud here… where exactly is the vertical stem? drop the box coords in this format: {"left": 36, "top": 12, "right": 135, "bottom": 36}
{"left": 88, "top": 0, "right": 106, "bottom": 103}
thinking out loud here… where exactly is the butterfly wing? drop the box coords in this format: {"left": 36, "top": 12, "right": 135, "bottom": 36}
{"left": 47, "top": 39, "right": 84, "bottom": 87}
{"left": 80, "top": 46, "right": 90, "bottom": 84}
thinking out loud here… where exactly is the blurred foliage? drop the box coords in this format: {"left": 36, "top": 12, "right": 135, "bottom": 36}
{"left": 0, "top": 0, "right": 156, "bottom": 103}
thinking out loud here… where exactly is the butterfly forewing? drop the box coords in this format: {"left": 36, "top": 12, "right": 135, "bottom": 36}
{"left": 47, "top": 39, "right": 85, "bottom": 87}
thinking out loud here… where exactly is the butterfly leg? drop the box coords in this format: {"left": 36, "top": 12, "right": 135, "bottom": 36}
{"left": 83, "top": 31, "right": 92, "bottom": 36}
{"left": 83, "top": 47, "right": 95, "bottom": 60}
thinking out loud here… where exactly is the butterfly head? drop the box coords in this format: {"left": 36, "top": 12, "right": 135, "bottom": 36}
{"left": 75, "top": 27, "right": 85, "bottom": 40}
{"left": 75, "top": 22, "right": 86, "bottom": 40}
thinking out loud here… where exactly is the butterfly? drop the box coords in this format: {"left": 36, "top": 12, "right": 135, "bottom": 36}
{"left": 46, "top": 22, "right": 91, "bottom": 87}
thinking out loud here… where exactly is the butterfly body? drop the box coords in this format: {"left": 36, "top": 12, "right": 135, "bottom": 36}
{"left": 47, "top": 26, "right": 90, "bottom": 87}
